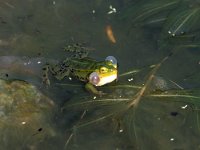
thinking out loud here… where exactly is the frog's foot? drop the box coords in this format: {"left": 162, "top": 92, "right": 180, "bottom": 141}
{"left": 42, "top": 64, "right": 51, "bottom": 88}
{"left": 97, "top": 90, "right": 107, "bottom": 97}
{"left": 42, "top": 77, "right": 50, "bottom": 88}
{"left": 85, "top": 83, "right": 106, "bottom": 96}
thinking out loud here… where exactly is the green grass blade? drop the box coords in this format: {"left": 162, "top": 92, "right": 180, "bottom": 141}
{"left": 120, "top": 0, "right": 179, "bottom": 23}
{"left": 164, "top": 7, "right": 200, "bottom": 36}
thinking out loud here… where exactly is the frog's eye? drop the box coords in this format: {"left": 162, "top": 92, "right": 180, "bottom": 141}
{"left": 100, "top": 67, "right": 107, "bottom": 73}
{"left": 89, "top": 72, "right": 100, "bottom": 86}
{"left": 105, "top": 56, "right": 117, "bottom": 68}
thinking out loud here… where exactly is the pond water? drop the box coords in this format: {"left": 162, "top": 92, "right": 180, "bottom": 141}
{"left": 0, "top": 0, "right": 200, "bottom": 149}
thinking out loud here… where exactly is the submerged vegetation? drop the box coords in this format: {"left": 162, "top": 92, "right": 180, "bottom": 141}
{"left": 121, "top": 0, "right": 200, "bottom": 51}
{"left": 0, "top": 0, "right": 199, "bottom": 149}
{"left": 121, "top": 0, "right": 200, "bottom": 36}
{"left": 59, "top": 0, "right": 200, "bottom": 149}
{"left": 61, "top": 48, "right": 200, "bottom": 149}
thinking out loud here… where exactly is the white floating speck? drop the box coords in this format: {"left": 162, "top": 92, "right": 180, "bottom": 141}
{"left": 23, "top": 61, "right": 31, "bottom": 65}
{"left": 128, "top": 78, "right": 133, "bottom": 82}
{"left": 37, "top": 61, "right": 41, "bottom": 64}
{"left": 170, "top": 138, "right": 174, "bottom": 141}
{"left": 119, "top": 129, "right": 123, "bottom": 133}
{"left": 93, "top": 96, "right": 96, "bottom": 99}
{"left": 168, "top": 31, "right": 171, "bottom": 34}
{"left": 26, "top": 60, "right": 31, "bottom": 65}
{"left": 107, "top": 11, "right": 113, "bottom": 14}
{"left": 92, "top": 10, "right": 95, "bottom": 14}
{"left": 157, "top": 117, "right": 161, "bottom": 120}
{"left": 69, "top": 77, "right": 72, "bottom": 80}
{"left": 107, "top": 5, "right": 117, "bottom": 14}
{"left": 53, "top": 1, "right": 56, "bottom": 5}
{"left": 181, "top": 105, "right": 187, "bottom": 109}
{"left": 21, "top": 121, "right": 26, "bottom": 125}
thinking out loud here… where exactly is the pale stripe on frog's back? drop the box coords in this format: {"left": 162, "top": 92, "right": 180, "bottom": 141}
{"left": 67, "top": 58, "right": 98, "bottom": 81}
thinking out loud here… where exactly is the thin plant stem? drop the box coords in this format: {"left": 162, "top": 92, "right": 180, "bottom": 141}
{"left": 128, "top": 54, "right": 170, "bottom": 108}
{"left": 64, "top": 110, "right": 87, "bottom": 149}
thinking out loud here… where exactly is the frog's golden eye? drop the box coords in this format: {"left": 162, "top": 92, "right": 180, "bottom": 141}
{"left": 100, "top": 67, "right": 107, "bottom": 73}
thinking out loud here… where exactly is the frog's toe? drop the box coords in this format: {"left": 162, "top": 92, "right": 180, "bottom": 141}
{"left": 98, "top": 91, "right": 107, "bottom": 96}
{"left": 42, "top": 78, "right": 50, "bottom": 88}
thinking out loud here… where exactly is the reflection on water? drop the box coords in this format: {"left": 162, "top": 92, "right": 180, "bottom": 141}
{"left": 0, "top": 0, "right": 200, "bottom": 149}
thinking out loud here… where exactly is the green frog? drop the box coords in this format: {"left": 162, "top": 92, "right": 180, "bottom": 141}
{"left": 42, "top": 43, "right": 118, "bottom": 95}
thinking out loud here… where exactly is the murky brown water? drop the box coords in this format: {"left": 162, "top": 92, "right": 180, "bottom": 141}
{"left": 0, "top": 0, "right": 200, "bottom": 149}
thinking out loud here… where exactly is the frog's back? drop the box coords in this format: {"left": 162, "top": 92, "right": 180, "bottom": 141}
{"left": 68, "top": 57, "right": 99, "bottom": 81}
{"left": 69, "top": 57, "right": 97, "bottom": 70}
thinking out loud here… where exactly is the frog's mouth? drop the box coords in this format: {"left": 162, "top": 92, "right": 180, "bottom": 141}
{"left": 95, "top": 70, "right": 117, "bottom": 86}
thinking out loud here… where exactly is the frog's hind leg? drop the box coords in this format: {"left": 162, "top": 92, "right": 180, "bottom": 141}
{"left": 72, "top": 51, "right": 89, "bottom": 59}
{"left": 42, "top": 63, "right": 62, "bottom": 85}
{"left": 54, "top": 68, "right": 71, "bottom": 80}
{"left": 42, "top": 63, "right": 51, "bottom": 87}
{"left": 52, "top": 60, "right": 71, "bottom": 80}
{"left": 64, "top": 43, "right": 89, "bottom": 58}
{"left": 42, "top": 63, "right": 71, "bottom": 86}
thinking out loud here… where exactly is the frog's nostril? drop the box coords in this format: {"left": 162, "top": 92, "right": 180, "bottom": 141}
{"left": 89, "top": 72, "right": 100, "bottom": 85}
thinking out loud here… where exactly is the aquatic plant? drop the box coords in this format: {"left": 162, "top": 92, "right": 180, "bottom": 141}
{"left": 61, "top": 49, "right": 200, "bottom": 149}
{"left": 120, "top": 0, "right": 200, "bottom": 46}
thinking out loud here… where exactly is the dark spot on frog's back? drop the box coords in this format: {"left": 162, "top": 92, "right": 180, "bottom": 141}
{"left": 70, "top": 69, "right": 74, "bottom": 73}
{"left": 61, "top": 63, "right": 69, "bottom": 68}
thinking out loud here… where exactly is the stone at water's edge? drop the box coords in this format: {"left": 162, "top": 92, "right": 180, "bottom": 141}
{"left": 0, "top": 56, "right": 58, "bottom": 86}
{"left": 0, "top": 78, "right": 56, "bottom": 149}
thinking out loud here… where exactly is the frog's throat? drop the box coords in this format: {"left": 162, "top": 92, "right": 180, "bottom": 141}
{"left": 95, "top": 70, "right": 117, "bottom": 86}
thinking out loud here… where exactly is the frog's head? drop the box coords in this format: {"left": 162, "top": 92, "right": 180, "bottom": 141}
{"left": 89, "top": 56, "right": 118, "bottom": 86}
